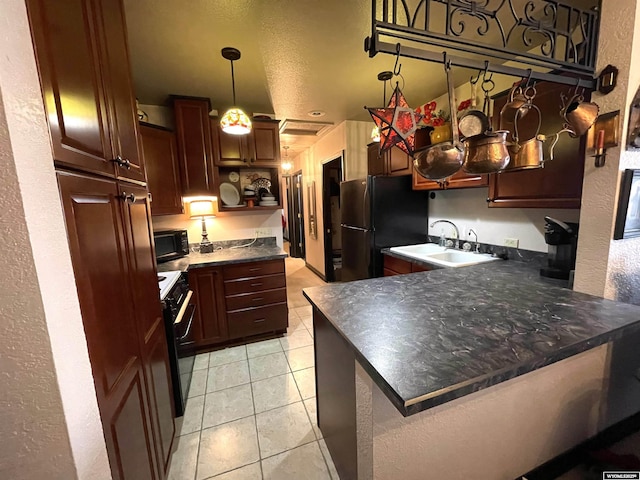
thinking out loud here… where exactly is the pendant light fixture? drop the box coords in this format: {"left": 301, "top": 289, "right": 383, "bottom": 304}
{"left": 370, "top": 71, "right": 393, "bottom": 142}
{"left": 281, "top": 145, "right": 292, "bottom": 172}
{"left": 220, "top": 47, "right": 252, "bottom": 135}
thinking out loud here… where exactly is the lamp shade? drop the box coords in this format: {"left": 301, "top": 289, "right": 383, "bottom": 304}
{"left": 220, "top": 108, "right": 252, "bottom": 135}
{"left": 189, "top": 200, "right": 215, "bottom": 218}
{"left": 371, "top": 126, "right": 381, "bottom": 142}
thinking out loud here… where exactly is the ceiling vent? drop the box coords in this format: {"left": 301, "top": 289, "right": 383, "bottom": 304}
{"left": 279, "top": 119, "right": 333, "bottom": 136}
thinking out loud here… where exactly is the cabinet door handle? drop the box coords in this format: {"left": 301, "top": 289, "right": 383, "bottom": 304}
{"left": 112, "top": 155, "right": 131, "bottom": 170}
{"left": 252, "top": 297, "right": 264, "bottom": 302}
{"left": 249, "top": 267, "right": 261, "bottom": 272}
{"left": 250, "top": 282, "right": 263, "bottom": 287}
{"left": 119, "top": 192, "right": 136, "bottom": 204}
{"left": 253, "top": 318, "right": 266, "bottom": 324}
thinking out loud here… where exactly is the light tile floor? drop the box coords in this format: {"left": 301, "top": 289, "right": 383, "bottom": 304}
{"left": 167, "top": 254, "right": 338, "bottom": 480}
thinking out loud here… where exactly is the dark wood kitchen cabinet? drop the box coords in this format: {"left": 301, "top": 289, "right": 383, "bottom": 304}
{"left": 412, "top": 167, "right": 489, "bottom": 190}
{"left": 383, "top": 254, "right": 434, "bottom": 276}
{"left": 367, "top": 143, "right": 413, "bottom": 176}
{"left": 139, "top": 123, "right": 183, "bottom": 216}
{"left": 28, "top": 1, "right": 175, "bottom": 478}
{"left": 223, "top": 259, "right": 288, "bottom": 339}
{"left": 189, "top": 259, "right": 288, "bottom": 349}
{"left": 189, "top": 266, "right": 229, "bottom": 347}
{"left": 172, "top": 96, "right": 216, "bottom": 195}
{"left": 488, "top": 81, "right": 586, "bottom": 208}
{"left": 211, "top": 118, "right": 281, "bottom": 167}
{"left": 27, "top": 0, "right": 146, "bottom": 184}
{"left": 57, "top": 171, "right": 174, "bottom": 480}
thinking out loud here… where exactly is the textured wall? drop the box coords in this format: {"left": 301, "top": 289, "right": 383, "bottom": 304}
{"left": 0, "top": 1, "right": 111, "bottom": 478}
{"left": 574, "top": 0, "right": 640, "bottom": 299}
{"left": 356, "top": 346, "right": 608, "bottom": 479}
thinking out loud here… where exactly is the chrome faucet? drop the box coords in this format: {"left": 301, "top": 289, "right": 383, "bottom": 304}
{"left": 468, "top": 228, "right": 480, "bottom": 253}
{"left": 430, "top": 220, "right": 460, "bottom": 249}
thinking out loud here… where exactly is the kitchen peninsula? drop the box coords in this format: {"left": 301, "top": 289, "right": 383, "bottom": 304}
{"left": 303, "top": 260, "right": 640, "bottom": 479}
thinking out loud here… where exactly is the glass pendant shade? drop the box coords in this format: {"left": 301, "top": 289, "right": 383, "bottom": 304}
{"left": 371, "top": 126, "right": 381, "bottom": 142}
{"left": 220, "top": 107, "right": 252, "bottom": 135}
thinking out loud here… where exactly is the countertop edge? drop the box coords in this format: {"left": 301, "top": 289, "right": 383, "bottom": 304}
{"left": 157, "top": 248, "right": 288, "bottom": 273}
{"left": 304, "top": 273, "right": 640, "bottom": 418}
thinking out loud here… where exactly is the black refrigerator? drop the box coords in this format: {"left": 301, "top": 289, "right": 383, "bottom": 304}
{"left": 340, "top": 175, "right": 430, "bottom": 281}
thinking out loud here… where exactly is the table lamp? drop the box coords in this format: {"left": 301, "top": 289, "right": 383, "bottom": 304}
{"left": 190, "top": 200, "right": 216, "bottom": 253}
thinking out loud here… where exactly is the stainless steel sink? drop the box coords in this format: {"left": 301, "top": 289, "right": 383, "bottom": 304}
{"left": 389, "top": 243, "right": 499, "bottom": 268}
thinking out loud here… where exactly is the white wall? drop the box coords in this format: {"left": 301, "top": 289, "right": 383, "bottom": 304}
{"left": 0, "top": 1, "right": 110, "bottom": 478}
{"left": 138, "top": 103, "right": 174, "bottom": 129}
{"left": 429, "top": 188, "right": 580, "bottom": 252}
{"left": 152, "top": 207, "right": 284, "bottom": 248}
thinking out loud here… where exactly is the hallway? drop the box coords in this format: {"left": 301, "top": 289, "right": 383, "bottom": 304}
{"left": 166, "top": 254, "right": 334, "bottom": 479}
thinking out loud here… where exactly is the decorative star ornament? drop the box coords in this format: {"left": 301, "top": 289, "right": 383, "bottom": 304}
{"left": 367, "top": 85, "right": 421, "bottom": 156}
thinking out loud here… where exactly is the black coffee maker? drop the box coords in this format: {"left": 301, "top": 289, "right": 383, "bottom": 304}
{"left": 540, "top": 216, "right": 579, "bottom": 280}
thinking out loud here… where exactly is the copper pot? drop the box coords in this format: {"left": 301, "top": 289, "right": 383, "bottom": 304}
{"left": 505, "top": 104, "right": 545, "bottom": 171}
{"left": 561, "top": 93, "right": 599, "bottom": 138}
{"left": 462, "top": 130, "right": 511, "bottom": 174}
{"left": 413, "top": 63, "right": 464, "bottom": 181}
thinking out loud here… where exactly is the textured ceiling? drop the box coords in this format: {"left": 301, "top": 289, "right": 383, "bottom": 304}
{"left": 123, "top": 0, "right": 594, "bottom": 153}
{"left": 123, "top": 1, "right": 470, "bottom": 136}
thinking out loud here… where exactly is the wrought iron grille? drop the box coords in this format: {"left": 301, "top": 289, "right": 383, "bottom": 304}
{"left": 366, "top": 0, "right": 601, "bottom": 87}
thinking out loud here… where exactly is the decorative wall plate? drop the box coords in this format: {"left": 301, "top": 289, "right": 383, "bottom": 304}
{"left": 219, "top": 182, "right": 240, "bottom": 206}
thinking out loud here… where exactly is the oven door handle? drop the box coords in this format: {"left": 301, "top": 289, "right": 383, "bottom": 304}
{"left": 177, "top": 304, "right": 196, "bottom": 342}
{"left": 173, "top": 290, "right": 193, "bottom": 325}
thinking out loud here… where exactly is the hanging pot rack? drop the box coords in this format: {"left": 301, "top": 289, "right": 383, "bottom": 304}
{"left": 365, "top": 0, "right": 603, "bottom": 91}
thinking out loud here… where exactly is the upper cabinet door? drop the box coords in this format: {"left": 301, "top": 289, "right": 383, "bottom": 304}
{"left": 139, "top": 124, "right": 183, "bottom": 216}
{"left": 211, "top": 119, "right": 249, "bottom": 167}
{"left": 247, "top": 121, "right": 281, "bottom": 167}
{"left": 27, "top": 0, "right": 115, "bottom": 177}
{"left": 96, "top": 0, "right": 146, "bottom": 183}
{"left": 387, "top": 146, "right": 413, "bottom": 176}
{"left": 173, "top": 97, "right": 216, "bottom": 195}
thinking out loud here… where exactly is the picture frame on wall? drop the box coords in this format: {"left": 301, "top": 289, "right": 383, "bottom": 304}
{"left": 613, "top": 169, "right": 640, "bottom": 240}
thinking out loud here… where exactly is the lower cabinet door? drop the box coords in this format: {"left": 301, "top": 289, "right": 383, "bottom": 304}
{"left": 190, "top": 267, "right": 229, "bottom": 346}
{"left": 57, "top": 170, "right": 158, "bottom": 479}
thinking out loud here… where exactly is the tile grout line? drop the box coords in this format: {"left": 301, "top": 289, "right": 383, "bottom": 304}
{"left": 192, "top": 353, "right": 210, "bottom": 480}
{"left": 247, "top": 353, "right": 266, "bottom": 480}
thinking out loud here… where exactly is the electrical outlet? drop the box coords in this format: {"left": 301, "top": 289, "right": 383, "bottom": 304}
{"left": 503, "top": 238, "right": 519, "bottom": 248}
{"left": 255, "top": 228, "right": 272, "bottom": 238}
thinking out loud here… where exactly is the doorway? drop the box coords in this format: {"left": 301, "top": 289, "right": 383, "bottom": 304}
{"left": 287, "top": 171, "right": 305, "bottom": 259}
{"left": 322, "top": 156, "right": 343, "bottom": 282}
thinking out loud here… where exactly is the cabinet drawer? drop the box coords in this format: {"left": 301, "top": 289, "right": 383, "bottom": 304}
{"left": 227, "top": 303, "right": 288, "bottom": 339}
{"left": 224, "top": 273, "right": 286, "bottom": 296}
{"left": 223, "top": 259, "right": 285, "bottom": 280}
{"left": 383, "top": 255, "right": 412, "bottom": 274}
{"left": 226, "top": 288, "right": 287, "bottom": 312}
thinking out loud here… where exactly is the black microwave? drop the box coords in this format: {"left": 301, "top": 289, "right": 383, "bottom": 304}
{"left": 154, "top": 229, "right": 189, "bottom": 263}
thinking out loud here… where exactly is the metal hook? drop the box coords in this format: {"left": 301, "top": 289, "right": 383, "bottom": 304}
{"left": 393, "top": 43, "right": 402, "bottom": 76}
{"left": 525, "top": 69, "right": 533, "bottom": 88}
{"left": 442, "top": 51, "right": 451, "bottom": 70}
{"left": 573, "top": 76, "right": 584, "bottom": 97}
{"left": 482, "top": 60, "right": 493, "bottom": 82}
{"left": 470, "top": 69, "right": 482, "bottom": 85}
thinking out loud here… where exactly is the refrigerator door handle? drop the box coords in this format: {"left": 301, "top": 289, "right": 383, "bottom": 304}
{"left": 363, "top": 180, "right": 368, "bottom": 229}
{"left": 341, "top": 224, "right": 369, "bottom": 232}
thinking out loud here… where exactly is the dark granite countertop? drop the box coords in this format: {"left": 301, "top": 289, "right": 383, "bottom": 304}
{"left": 157, "top": 245, "right": 287, "bottom": 273}
{"left": 303, "top": 261, "right": 640, "bottom": 416}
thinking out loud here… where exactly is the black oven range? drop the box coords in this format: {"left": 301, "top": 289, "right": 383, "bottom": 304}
{"left": 159, "top": 270, "right": 196, "bottom": 417}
